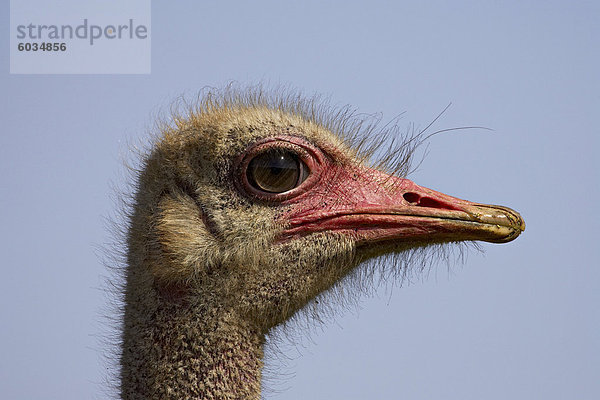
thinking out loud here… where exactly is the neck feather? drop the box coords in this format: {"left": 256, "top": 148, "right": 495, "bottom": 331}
{"left": 120, "top": 282, "right": 265, "bottom": 400}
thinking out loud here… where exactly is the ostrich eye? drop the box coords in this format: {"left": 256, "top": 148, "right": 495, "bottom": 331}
{"left": 247, "top": 150, "right": 309, "bottom": 193}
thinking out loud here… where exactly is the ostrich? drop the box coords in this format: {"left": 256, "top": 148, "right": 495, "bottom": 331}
{"left": 116, "top": 88, "right": 524, "bottom": 399}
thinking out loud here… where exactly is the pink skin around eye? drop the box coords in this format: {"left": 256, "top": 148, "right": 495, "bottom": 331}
{"left": 236, "top": 136, "right": 326, "bottom": 202}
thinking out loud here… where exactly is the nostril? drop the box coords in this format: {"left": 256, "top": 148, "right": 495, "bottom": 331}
{"left": 403, "top": 193, "right": 455, "bottom": 210}
{"left": 419, "top": 197, "right": 444, "bottom": 208}
{"left": 403, "top": 192, "right": 421, "bottom": 205}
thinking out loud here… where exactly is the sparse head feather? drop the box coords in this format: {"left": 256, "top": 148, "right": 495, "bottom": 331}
{"left": 127, "top": 86, "right": 387, "bottom": 330}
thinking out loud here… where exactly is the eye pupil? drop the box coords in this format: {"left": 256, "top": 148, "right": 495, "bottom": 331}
{"left": 247, "top": 150, "right": 308, "bottom": 193}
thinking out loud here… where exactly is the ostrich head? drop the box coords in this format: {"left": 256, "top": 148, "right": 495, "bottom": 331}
{"left": 120, "top": 89, "right": 524, "bottom": 399}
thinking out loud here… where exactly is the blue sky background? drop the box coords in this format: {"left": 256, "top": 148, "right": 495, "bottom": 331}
{"left": 1, "top": 1, "right": 599, "bottom": 399}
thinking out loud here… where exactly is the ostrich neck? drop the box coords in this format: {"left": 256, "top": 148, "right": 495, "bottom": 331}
{"left": 120, "top": 284, "right": 265, "bottom": 400}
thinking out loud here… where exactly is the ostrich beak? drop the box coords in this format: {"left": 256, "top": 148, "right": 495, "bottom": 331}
{"left": 280, "top": 165, "right": 525, "bottom": 246}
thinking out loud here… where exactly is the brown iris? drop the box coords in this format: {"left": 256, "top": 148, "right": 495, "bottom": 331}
{"left": 247, "top": 149, "right": 309, "bottom": 193}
